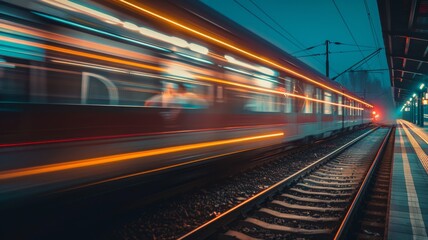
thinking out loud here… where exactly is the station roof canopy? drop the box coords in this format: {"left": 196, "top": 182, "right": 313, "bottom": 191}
{"left": 378, "top": 0, "right": 428, "bottom": 105}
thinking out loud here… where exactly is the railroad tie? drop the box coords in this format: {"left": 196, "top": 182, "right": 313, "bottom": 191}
{"left": 271, "top": 200, "right": 344, "bottom": 212}
{"left": 223, "top": 230, "right": 261, "bottom": 240}
{"left": 258, "top": 208, "right": 340, "bottom": 222}
{"left": 244, "top": 217, "right": 332, "bottom": 235}
{"left": 280, "top": 193, "right": 350, "bottom": 203}
{"left": 289, "top": 187, "right": 350, "bottom": 197}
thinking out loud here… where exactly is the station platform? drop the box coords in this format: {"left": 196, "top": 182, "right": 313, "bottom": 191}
{"left": 389, "top": 120, "right": 428, "bottom": 239}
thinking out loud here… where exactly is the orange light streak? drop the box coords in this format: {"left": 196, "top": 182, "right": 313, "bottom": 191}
{"left": 117, "top": 0, "right": 373, "bottom": 108}
{"left": 0, "top": 21, "right": 158, "bottom": 64}
{"left": 62, "top": 148, "right": 256, "bottom": 191}
{"left": 196, "top": 75, "right": 364, "bottom": 110}
{"left": 0, "top": 132, "right": 283, "bottom": 180}
{"left": 0, "top": 35, "right": 163, "bottom": 72}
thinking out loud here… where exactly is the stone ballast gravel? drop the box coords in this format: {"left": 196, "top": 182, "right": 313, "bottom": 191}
{"left": 114, "top": 128, "right": 372, "bottom": 240}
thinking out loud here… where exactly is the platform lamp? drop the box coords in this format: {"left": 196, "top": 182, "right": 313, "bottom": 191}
{"left": 401, "top": 100, "right": 411, "bottom": 121}
{"left": 400, "top": 102, "right": 408, "bottom": 121}
{"left": 410, "top": 97, "right": 415, "bottom": 124}
{"left": 419, "top": 83, "right": 426, "bottom": 127}
{"left": 412, "top": 93, "right": 419, "bottom": 125}
{"left": 403, "top": 100, "right": 409, "bottom": 121}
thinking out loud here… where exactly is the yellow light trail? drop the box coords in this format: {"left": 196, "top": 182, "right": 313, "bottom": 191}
{"left": 400, "top": 120, "right": 428, "bottom": 145}
{"left": 61, "top": 148, "right": 256, "bottom": 191}
{"left": 116, "top": 0, "right": 373, "bottom": 108}
{"left": 0, "top": 132, "right": 283, "bottom": 180}
{"left": 398, "top": 120, "right": 428, "bottom": 174}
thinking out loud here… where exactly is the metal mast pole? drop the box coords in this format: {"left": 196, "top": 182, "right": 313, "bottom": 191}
{"left": 326, "top": 40, "right": 329, "bottom": 78}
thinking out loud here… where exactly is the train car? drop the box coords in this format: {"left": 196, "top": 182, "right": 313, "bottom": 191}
{"left": 0, "top": 0, "right": 372, "bottom": 199}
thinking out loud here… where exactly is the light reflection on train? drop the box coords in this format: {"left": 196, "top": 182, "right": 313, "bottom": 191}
{"left": 0, "top": 0, "right": 373, "bottom": 198}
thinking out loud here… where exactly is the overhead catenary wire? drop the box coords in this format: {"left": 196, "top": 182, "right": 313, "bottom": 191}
{"left": 332, "top": 48, "right": 381, "bottom": 80}
{"left": 290, "top": 42, "right": 325, "bottom": 55}
{"left": 247, "top": 0, "right": 307, "bottom": 49}
{"left": 296, "top": 49, "right": 375, "bottom": 58}
{"left": 336, "top": 42, "right": 377, "bottom": 49}
{"left": 232, "top": 0, "right": 300, "bottom": 50}
{"left": 363, "top": 0, "right": 384, "bottom": 78}
{"left": 332, "top": 0, "right": 373, "bottom": 71}
{"left": 233, "top": 0, "right": 339, "bottom": 74}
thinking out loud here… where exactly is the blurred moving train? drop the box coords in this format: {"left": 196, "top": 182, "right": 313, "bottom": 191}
{"left": 0, "top": 0, "right": 373, "bottom": 199}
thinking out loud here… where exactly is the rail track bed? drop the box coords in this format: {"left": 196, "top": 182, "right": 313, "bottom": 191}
{"left": 225, "top": 154, "right": 374, "bottom": 239}
{"left": 179, "top": 127, "right": 392, "bottom": 240}
{"left": 347, "top": 127, "right": 395, "bottom": 240}
{"left": 108, "top": 128, "right": 392, "bottom": 239}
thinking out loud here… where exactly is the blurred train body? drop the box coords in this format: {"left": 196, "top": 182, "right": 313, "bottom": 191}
{"left": 0, "top": 1, "right": 372, "bottom": 199}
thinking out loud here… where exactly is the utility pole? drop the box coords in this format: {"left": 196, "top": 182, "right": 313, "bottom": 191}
{"left": 325, "top": 40, "right": 329, "bottom": 78}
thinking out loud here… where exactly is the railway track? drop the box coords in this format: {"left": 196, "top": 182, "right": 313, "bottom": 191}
{"left": 178, "top": 127, "right": 393, "bottom": 240}
{"left": 346, "top": 126, "right": 395, "bottom": 240}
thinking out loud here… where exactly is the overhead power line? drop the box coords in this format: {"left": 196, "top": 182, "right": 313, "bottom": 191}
{"left": 247, "top": 0, "right": 306, "bottom": 49}
{"left": 332, "top": 0, "right": 372, "bottom": 70}
{"left": 233, "top": 0, "right": 339, "bottom": 74}
{"left": 363, "top": 0, "right": 383, "bottom": 74}
{"left": 232, "top": 0, "right": 298, "bottom": 49}
{"left": 296, "top": 49, "right": 375, "bottom": 58}
{"left": 290, "top": 42, "right": 325, "bottom": 55}
{"left": 332, "top": 48, "right": 381, "bottom": 80}
{"left": 337, "top": 43, "right": 377, "bottom": 48}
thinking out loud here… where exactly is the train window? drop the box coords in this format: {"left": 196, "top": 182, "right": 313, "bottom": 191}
{"left": 222, "top": 68, "right": 280, "bottom": 112}
{"left": 144, "top": 82, "right": 209, "bottom": 109}
{"left": 315, "top": 88, "right": 322, "bottom": 113}
{"left": 357, "top": 103, "right": 361, "bottom": 116}
{"left": 284, "top": 77, "right": 294, "bottom": 113}
{"left": 245, "top": 84, "right": 280, "bottom": 112}
{"left": 350, "top": 100, "right": 354, "bottom": 116}
{"left": 7, "top": 56, "right": 212, "bottom": 109}
{"left": 338, "top": 95, "right": 343, "bottom": 115}
{"left": 0, "top": 58, "right": 30, "bottom": 103}
{"left": 303, "top": 83, "right": 313, "bottom": 114}
{"left": 244, "top": 93, "right": 279, "bottom": 112}
{"left": 323, "top": 91, "right": 332, "bottom": 114}
{"left": 222, "top": 86, "right": 276, "bottom": 113}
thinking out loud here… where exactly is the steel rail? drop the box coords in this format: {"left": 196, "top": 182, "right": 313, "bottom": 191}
{"left": 333, "top": 126, "right": 394, "bottom": 239}
{"left": 178, "top": 127, "right": 379, "bottom": 240}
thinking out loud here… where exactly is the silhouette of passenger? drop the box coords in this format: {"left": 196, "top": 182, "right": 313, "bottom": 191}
{"left": 144, "top": 82, "right": 177, "bottom": 107}
{"left": 144, "top": 82, "right": 207, "bottom": 108}
{"left": 175, "top": 83, "right": 207, "bottom": 108}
